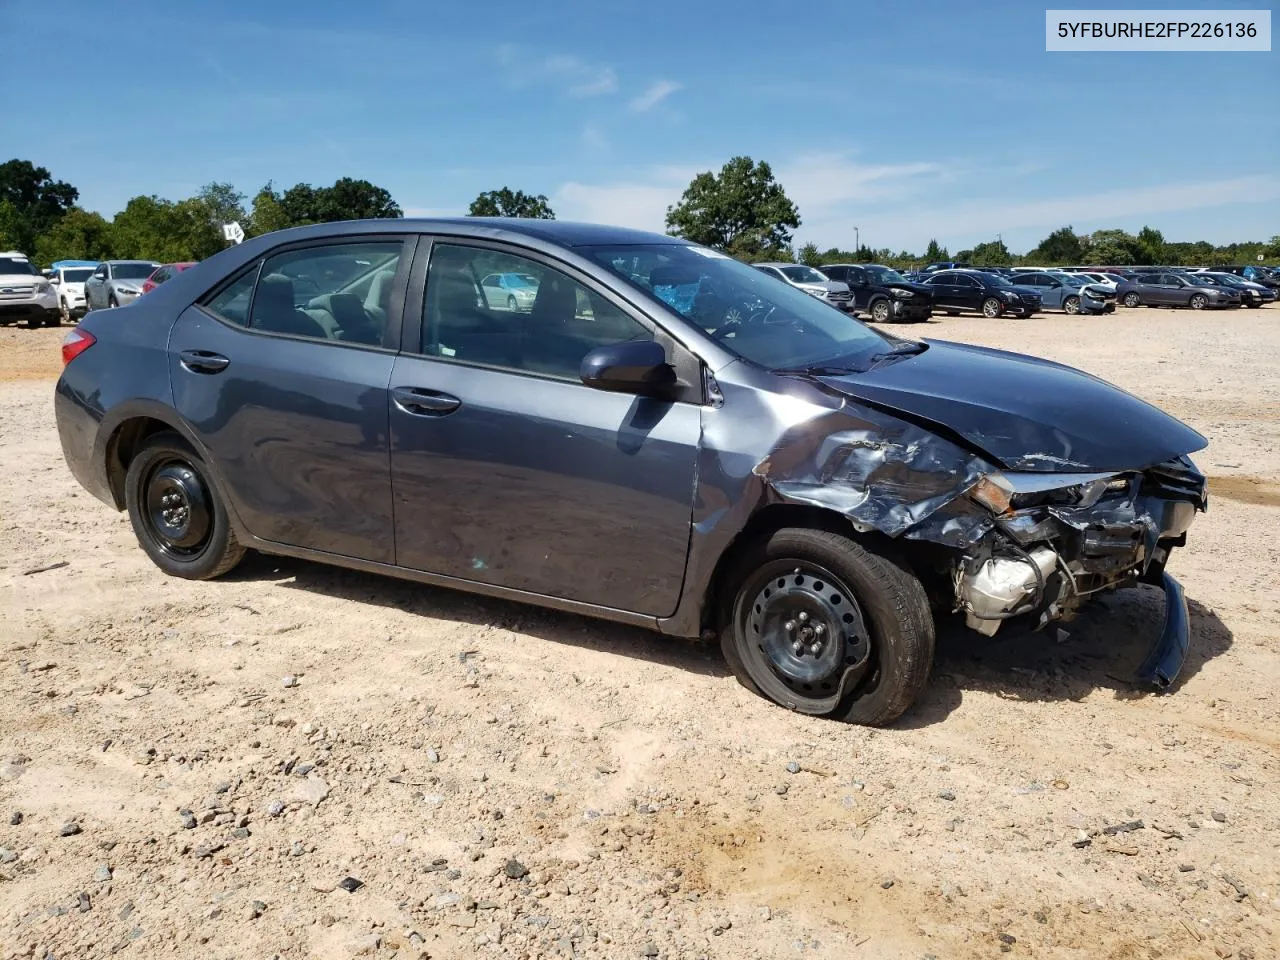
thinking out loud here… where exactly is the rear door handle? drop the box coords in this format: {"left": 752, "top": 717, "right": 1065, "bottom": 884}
{"left": 179, "top": 350, "right": 230, "bottom": 374}
{"left": 392, "top": 387, "right": 461, "bottom": 416}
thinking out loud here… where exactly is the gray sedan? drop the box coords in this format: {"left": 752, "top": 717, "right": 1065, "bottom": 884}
{"left": 1117, "top": 272, "right": 1240, "bottom": 310}
{"left": 84, "top": 260, "right": 160, "bottom": 311}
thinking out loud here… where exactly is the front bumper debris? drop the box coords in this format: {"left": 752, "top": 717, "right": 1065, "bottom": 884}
{"left": 1136, "top": 571, "right": 1190, "bottom": 689}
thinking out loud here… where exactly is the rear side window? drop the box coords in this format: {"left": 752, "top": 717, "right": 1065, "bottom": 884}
{"left": 205, "top": 267, "right": 259, "bottom": 327}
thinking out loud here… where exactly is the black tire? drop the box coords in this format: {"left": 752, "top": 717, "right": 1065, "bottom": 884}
{"left": 1123, "top": 292, "right": 1141, "bottom": 308}
{"left": 25, "top": 314, "right": 43, "bottom": 329}
{"left": 124, "top": 431, "right": 245, "bottom": 580}
{"left": 981, "top": 297, "right": 1003, "bottom": 318}
{"left": 719, "top": 527, "right": 935, "bottom": 726}
{"left": 1189, "top": 294, "right": 1207, "bottom": 310}
{"left": 870, "top": 299, "right": 892, "bottom": 323}
{"left": 1063, "top": 295, "right": 1081, "bottom": 315}
{"left": 61, "top": 299, "right": 71, "bottom": 324}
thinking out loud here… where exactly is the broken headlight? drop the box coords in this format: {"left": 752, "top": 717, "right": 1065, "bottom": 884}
{"left": 970, "top": 472, "right": 1129, "bottom": 515}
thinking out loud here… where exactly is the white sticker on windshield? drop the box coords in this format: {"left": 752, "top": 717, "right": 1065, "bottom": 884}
{"left": 685, "top": 246, "right": 730, "bottom": 260}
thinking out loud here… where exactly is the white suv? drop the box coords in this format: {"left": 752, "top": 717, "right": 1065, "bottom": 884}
{"left": 49, "top": 263, "right": 97, "bottom": 322}
{"left": 0, "top": 252, "right": 60, "bottom": 328}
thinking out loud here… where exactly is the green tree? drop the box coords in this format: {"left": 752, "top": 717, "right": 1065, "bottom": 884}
{"left": 248, "top": 183, "right": 291, "bottom": 236}
{"left": 954, "top": 249, "right": 973, "bottom": 263}
{"left": 468, "top": 187, "right": 556, "bottom": 219}
{"left": 273, "top": 179, "right": 402, "bottom": 226}
{"left": 0, "top": 159, "right": 79, "bottom": 253}
{"left": 798, "top": 242, "right": 821, "bottom": 266}
{"left": 969, "top": 239, "right": 1012, "bottom": 265}
{"left": 1082, "top": 229, "right": 1142, "bottom": 265}
{"left": 1024, "top": 226, "right": 1084, "bottom": 265}
{"left": 923, "top": 239, "right": 948, "bottom": 262}
{"left": 1137, "top": 225, "right": 1166, "bottom": 264}
{"left": 665, "top": 156, "right": 800, "bottom": 260}
{"left": 194, "top": 182, "right": 247, "bottom": 233}
{"left": 0, "top": 200, "right": 22, "bottom": 250}
{"left": 110, "top": 195, "right": 222, "bottom": 262}
{"left": 33, "top": 207, "right": 115, "bottom": 265}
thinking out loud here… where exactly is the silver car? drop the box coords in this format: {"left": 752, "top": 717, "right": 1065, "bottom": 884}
{"left": 84, "top": 260, "right": 160, "bottom": 311}
{"left": 753, "top": 263, "right": 854, "bottom": 312}
{"left": 480, "top": 271, "right": 539, "bottom": 312}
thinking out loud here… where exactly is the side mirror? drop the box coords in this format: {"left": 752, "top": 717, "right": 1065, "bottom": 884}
{"left": 580, "top": 339, "right": 676, "bottom": 397}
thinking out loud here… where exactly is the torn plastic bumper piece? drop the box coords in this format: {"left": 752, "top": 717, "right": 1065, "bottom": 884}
{"left": 1135, "top": 571, "right": 1190, "bottom": 690}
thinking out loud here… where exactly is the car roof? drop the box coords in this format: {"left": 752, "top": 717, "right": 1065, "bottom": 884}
{"left": 260, "top": 217, "right": 685, "bottom": 250}
{"left": 106, "top": 259, "right": 161, "bottom": 265}
{"left": 753, "top": 261, "right": 797, "bottom": 268}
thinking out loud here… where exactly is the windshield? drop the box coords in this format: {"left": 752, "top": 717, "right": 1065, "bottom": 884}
{"left": 866, "top": 266, "right": 909, "bottom": 284}
{"left": 583, "top": 244, "right": 889, "bottom": 370}
{"left": 779, "top": 265, "right": 829, "bottom": 284}
{"left": 62, "top": 268, "right": 94, "bottom": 283}
{"left": 113, "top": 262, "right": 158, "bottom": 280}
{"left": 1207, "top": 274, "right": 1242, "bottom": 286}
{"left": 1051, "top": 272, "right": 1083, "bottom": 285}
{"left": 1186, "top": 275, "right": 1216, "bottom": 286}
{"left": 0, "top": 257, "right": 36, "bottom": 276}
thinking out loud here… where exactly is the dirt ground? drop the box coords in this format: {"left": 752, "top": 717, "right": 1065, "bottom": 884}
{"left": 2, "top": 306, "right": 1277, "bottom": 960}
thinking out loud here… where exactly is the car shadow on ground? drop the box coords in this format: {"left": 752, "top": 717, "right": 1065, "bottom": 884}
{"left": 231, "top": 552, "right": 729, "bottom": 680}
{"left": 899, "top": 584, "right": 1233, "bottom": 727}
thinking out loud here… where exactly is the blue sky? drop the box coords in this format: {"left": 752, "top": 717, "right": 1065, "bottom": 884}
{"left": 6, "top": 0, "right": 1277, "bottom": 253}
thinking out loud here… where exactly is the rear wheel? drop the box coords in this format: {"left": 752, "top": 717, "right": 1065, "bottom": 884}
{"left": 720, "top": 527, "right": 935, "bottom": 726}
{"left": 1189, "top": 294, "right": 1208, "bottom": 310}
{"left": 1063, "top": 295, "right": 1081, "bottom": 315}
{"left": 60, "top": 299, "right": 71, "bottom": 324}
{"left": 506, "top": 294, "right": 517, "bottom": 312}
{"left": 25, "top": 314, "right": 43, "bottom": 329}
{"left": 870, "top": 299, "right": 892, "bottom": 323}
{"left": 1123, "top": 292, "right": 1141, "bottom": 308}
{"left": 982, "top": 297, "right": 1003, "bottom": 318}
{"left": 125, "top": 431, "right": 245, "bottom": 580}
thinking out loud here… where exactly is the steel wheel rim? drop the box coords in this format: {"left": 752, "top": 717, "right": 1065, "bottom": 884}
{"left": 142, "top": 459, "right": 213, "bottom": 558}
{"left": 738, "top": 560, "right": 872, "bottom": 711}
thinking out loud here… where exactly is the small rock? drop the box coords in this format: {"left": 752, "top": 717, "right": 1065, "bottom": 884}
{"left": 94, "top": 864, "right": 112, "bottom": 882}
{"left": 266, "top": 800, "right": 285, "bottom": 818}
{"left": 938, "top": 790, "right": 956, "bottom": 801}
{"left": 1102, "top": 820, "right": 1144, "bottom": 836}
{"left": 289, "top": 841, "right": 305, "bottom": 857}
{"left": 641, "top": 944, "right": 659, "bottom": 957}
{"left": 785, "top": 761, "right": 801, "bottom": 774}
{"left": 282, "top": 675, "right": 299, "bottom": 688}
{"left": 1178, "top": 863, "right": 1196, "bottom": 872}
{"left": 1211, "top": 811, "right": 1227, "bottom": 823}
{"left": 214, "top": 780, "right": 232, "bottom": 794}
{"left": 118, "top": 902, "right": 134, "bottom": 921}
{"left": 0, "top": 847, "right": 16, "bottom": 864}
{"left": 1071, "top": 832, "right": 1092, "bottom": 849}
{"left": 182, "top": 814, "right": 198, "bottom": 830}
{"left": 999, "top": 934, "right": 1017, "bottom": 945}
{"left": 775, "top": 785, "right": 788, "bottom": 796}
{"left": 425, "top": 748, "right": 440, "bottom": 764}
{"left": 8, "top": 812, "right": 21, "bottom": 826}
{"left": 249, "top": 900, "right": 266, "bottom": 919}
{"left": 880, "top": 878, "right": 895, "bottom": 889}
{"left": 77, "top": 891, "right": 91, "bottom": 912}
{"left": 504, "top": 858, "right": 529, "bottom": 879}
{"left": 59, "top": 821, "right": 82, "bottom": 837}
{"left": 338, "top": 876, "right": 364, "bottom": 893}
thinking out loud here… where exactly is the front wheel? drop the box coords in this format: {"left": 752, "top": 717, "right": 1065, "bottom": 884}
{"left": 507, "top": 295, "right": 518, "bottom": 312}
{"left": 1123, "top": 292, "right": 1141, "bottom": 308}
{"left": 870, "top": 299, "right": 892, "bottom": 323}
{"left": 125, "top": 431, "right": 245, "bottom": 580}
{"left": 720, "top": 528, "right": 935, "bottom": 726}
{"left": 1063, "top": 295, "right": 1081, "bottom": 315}
{"left": 1189, "top": 294, "right": 1208, "bottom": 310}
{"left": 982, "top": 297, "right": 1003, "bottom": 318}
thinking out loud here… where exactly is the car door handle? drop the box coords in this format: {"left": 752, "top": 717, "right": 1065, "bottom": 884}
{"left": 392, "top": 386, "right": 461, "bottom": 416}
{"left": 179, "top": 350, "right": 230, "bottom": 374}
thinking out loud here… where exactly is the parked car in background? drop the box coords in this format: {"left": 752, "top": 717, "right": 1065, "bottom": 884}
{"left": 1116, "top": 272, "right": 1240, "bottom": 309}
{"left": 480, "top": 271, "right": 540, "bottom": 312}
{"left": 0, "top": 251, "right": 60, "bottom": 328}
{"left": 975, "top": 266, "right": 1016, "bottom": 277}
{"left": 1194, "top": 272, "right": 1276, "bottom": 307}
{"left": 53, "top": 216, "right": 1208, "bottom": 724}
{"left": 141, "top": 262, "right": 197, "bottom": 296}
{"left": 84, "top": 260, "right": 161, "bottom": 311}
{"left": 49, "top": 260, "right": 99, "bottom": 323}
{"left": 753, "top": 263, "right": 854, "bottom": 311}
{"left": 922, "top": 261, "right": 971, "bottom": 273}
{"left": 924, "top": 269, "right": 1041, "bottom": 317}
{"left": 819, "top": 263, "right": 932, "bottom": 322}
{"left": 1011, "top": 271, "right": 1115, "bottom": 315}
{"left": 1210, "top": 265, "right": 1280, "bottom": 291}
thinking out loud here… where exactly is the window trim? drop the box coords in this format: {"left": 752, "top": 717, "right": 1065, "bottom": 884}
{"left": 402, "top": 235, "right": 706, "bottom": 404}
{"left": 195, "top": 234, "right": 417, "bottom": 353}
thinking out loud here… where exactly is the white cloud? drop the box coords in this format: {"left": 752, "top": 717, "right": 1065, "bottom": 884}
{"left": 499, "top": 49, "right": 617, "bottom": 97}
{"left": 630, "top": 80, "right": 682, "bottom": 112}
{"left": 553, "top": 180, "right": 684, "bottom": 230}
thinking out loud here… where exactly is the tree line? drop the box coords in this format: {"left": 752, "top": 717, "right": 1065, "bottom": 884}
{"left": 2, "top": 157, "right": 1275, "bottom": 269}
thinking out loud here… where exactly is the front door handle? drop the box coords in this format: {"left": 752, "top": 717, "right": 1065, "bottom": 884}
{"left": 392, "top": 386, "right": 461, "bottom": 416}
{"left": 179, "top": 350, "right": 230, "bottom": 374}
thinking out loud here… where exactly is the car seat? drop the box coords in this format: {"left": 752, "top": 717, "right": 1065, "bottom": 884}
{"left": 251, "top": 275, "right": 329, "bottom": 340}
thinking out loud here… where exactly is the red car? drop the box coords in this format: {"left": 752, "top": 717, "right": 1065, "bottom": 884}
{"left": 140, "top": 262, "right": 196, "bottom": 295}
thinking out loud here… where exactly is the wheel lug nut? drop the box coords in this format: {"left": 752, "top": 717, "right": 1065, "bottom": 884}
{"left": 784, "top": 620, "right": 795, "bottom": 632}
{"left": 792, "top": 642, "right": 804, "bottom": 655}
{"left": 815, "top": 624, "right": 825, "bottom": 635}
{"left": 809, "top": 643, "right": 822, "bottom": 655}
{"left": 798, "top": 612, "right": 809, "bottom": 623}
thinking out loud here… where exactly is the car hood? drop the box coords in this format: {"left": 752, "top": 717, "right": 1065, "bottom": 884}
{"left": 798, "top": 280, "right": 850, "bottom": 294}
{"left": 109, "top": 277, "right": 147, "bottom": 288}
{"left": 816, "top": 339, "right": 1206, "bottom": 472}
{"left": 0, "top": 273, "right": 40, "bottom": 285}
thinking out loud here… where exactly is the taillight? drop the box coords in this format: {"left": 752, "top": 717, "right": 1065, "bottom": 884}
{"left": 61, "top": 328, "right": 96, "bottom": 366}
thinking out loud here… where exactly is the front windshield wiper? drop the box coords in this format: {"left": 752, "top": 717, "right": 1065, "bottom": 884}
{"left": 771, "top": 363, "right": 862, "bottom": 377}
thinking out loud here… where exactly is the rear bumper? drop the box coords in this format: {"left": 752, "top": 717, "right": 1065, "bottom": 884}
{"left": 1135, "top": 571, "right": 1190, "bottom": 689}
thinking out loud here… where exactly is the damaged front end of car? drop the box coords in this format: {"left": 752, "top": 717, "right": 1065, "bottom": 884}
{"left": 954, "top": 456, "right": 1207, "bottom": 687}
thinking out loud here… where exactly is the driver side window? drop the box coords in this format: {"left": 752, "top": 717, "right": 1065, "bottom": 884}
{"left": 422, "top": 244, "right": 652, "bottom": 380}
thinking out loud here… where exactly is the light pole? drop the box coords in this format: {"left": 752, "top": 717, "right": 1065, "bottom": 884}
{"left": 854, "top": 226, "right": 860, "bottom": 258}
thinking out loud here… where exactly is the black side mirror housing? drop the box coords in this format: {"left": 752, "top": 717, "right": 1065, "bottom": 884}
{"left": 580, "top": 339, "right": 676, "bottom": 398}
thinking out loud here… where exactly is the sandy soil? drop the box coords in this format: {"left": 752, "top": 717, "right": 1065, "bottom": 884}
{"left": 1, "top": 307, "right": 1278, "bottom": 960}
